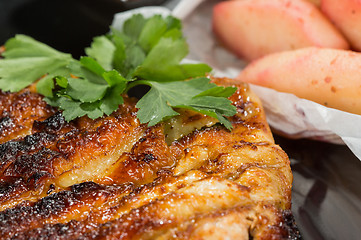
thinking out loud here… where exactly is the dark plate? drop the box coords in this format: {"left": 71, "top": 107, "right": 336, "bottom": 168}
{"left": 1, "top": 0, "right": 360, "bottom": 239}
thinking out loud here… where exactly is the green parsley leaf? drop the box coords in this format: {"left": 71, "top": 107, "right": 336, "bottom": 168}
{"left": 79, "top": 101, "right": 104, "bottom": 119}
{"left": 56, "top": 97, "right": 103, "bottom": 121}
{"left": 135, "top": 85, "right": 179, "bottom": 126}
{"left": 100, "top": 70, "right": 128, "bottom": 115}
{"left": 183, "top": 96, "right": 236, "bottom": 130}
{"left": 63, "top": 60, "right": 108, "bottom": 102}
{"left": 142, "top": 37, "right": 187, "bottom": 67}
{"left": 102, "top": 69, "right": 128, "bottom": 87}
{"left": 36, "top": 76, "right": 54, "bottom": 97}
{"left": 134, "top": 63, "right": 212, "bottom": 82}
{"left": 122, "top": 45, "right": 146, "bottom": 78}
{"left": 162, "top": 28, "right": 183, "bottom": 40}
{"left": 85, "top": 36, "right": 115, "bottom": 71}
{"left": 135, "top": 78, "right": 236, "bottom": 128}
{"left": 54, "top": 97, "right": 88, "bottom": 121}
{"left": 99, "top": 84, "right": 125, "bottom": 115}
{"left": 55, "top": 76, "right": 68, "bottom": 88}
{"left": 109, "top": 30, "right": 127, "bottom": 75}
{"left": 0, "top": 35, "right": 73, "bottom": 92}
{"left": 123, "top": 14, "right": 147, "bottom": 41}
{"left": 109, "top": 28, "right": 146, "bottom": 79}
{"left": 139, "top": 15, "right": 168, "bottom": 53}
{"left": 80, "top": 56, "right": 106, "bottom": 76}
{"left": 164, "top": 16, "right": 182, "bottom": 30}
{"left": 195, "top": 85, "right": 237, "bottom": 98}
{"left": 66, "top": 77, "right": 108, "bottom": 103}
{"left": 68, "top": 59, "right": 105, "bottom": 85}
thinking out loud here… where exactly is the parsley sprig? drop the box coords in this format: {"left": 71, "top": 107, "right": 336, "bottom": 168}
{"left": 0, "top": 14, "right": 237, "bottom": 129}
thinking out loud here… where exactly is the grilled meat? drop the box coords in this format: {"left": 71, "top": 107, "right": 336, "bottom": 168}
{"left": 0, "top": 89, "right": 56, "bottom": 144}
{"left": 0, "top": 77, "right": 300, "bottom": 239}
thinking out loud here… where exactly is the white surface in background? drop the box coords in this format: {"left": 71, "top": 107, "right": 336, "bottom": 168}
{"left": 172, "top": 0, "right": 205, "bottom": 19}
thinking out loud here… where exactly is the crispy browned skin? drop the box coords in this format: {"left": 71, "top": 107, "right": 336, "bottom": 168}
{"left": 0, "top": 89, "right": 56, "bottom": 144}
{"left": 0, "top": 77, "right": 300, "bottom": 239}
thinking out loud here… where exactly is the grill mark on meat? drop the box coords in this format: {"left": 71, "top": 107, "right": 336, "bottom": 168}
{"left": 0, "top": 182, "right": 134, "bottom": 239}
{"left": 10, "top": 177, "right": 252, "bottom": 239}
{"left": 0, "top": 77, "right": 300, "bottom": 239}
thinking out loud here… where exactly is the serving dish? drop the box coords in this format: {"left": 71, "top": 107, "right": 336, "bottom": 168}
{"left": 0, "top": 0, "right": 360, "bottom": 239}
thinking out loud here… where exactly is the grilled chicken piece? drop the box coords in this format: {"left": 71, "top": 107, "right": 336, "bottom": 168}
{"left": 0, "top": 97, "right": 146, "bottom": 210}
{"left": 0, "top": 77, "right": 300, "bottom": 239}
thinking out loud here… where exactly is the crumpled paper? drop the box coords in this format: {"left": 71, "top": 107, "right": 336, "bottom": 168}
{"left": 112, "top": 0, "right": 361, "bottom": 161}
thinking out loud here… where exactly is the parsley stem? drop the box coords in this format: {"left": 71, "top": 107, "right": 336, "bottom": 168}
{"left": 125, "top": 80, "right": 152, "bottom": 93}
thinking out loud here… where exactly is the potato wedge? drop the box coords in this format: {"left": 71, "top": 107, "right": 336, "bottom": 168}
{"left": 321, "top": 0, "right": 361, "bottom": 51}
{"left": 307, "top": 0, "right": 321, "bottom": 7}
{"left": 212, "top": 0, "right": 349, "bottom": 61}
{"left": 236, "top": 47, "right": 361, "bottom": 115}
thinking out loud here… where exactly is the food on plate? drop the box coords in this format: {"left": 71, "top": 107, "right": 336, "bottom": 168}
{"left": 212, "top": 0, "right": 349, "bottom": 61}
{"left": 237, "top": 47, "right": 361, "bottom": 115}
{"left": 321, "top": 0, "right": 361, "bottom": 51}
{"left": 0, "top": 13, "right": 300, "bottom": 239}
{"left": 0, "top": 77, "right": 299, "bottom": 239}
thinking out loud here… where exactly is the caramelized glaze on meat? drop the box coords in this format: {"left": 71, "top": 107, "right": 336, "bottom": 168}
{"left": 0, "top": 77, "right": 300, "bottom": 239}
{"left": 0, "top": 89, "right": 56, "bottom": 144}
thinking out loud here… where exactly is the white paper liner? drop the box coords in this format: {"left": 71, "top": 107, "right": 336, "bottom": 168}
{"left": 111, "top": 1, "right": 361, "bottom": 161}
